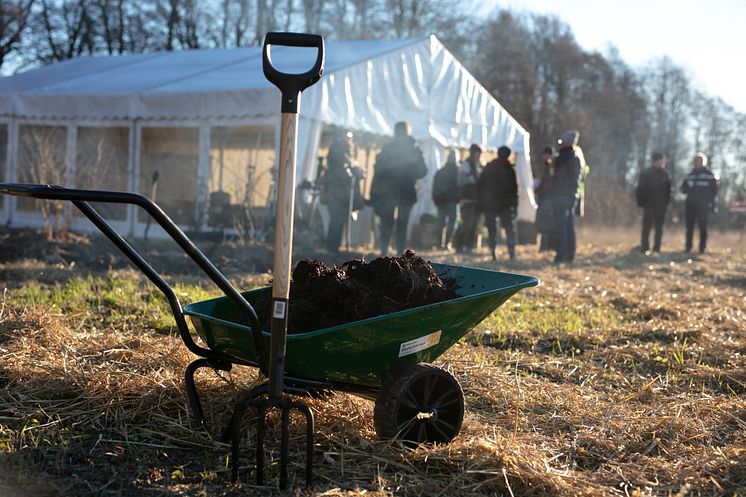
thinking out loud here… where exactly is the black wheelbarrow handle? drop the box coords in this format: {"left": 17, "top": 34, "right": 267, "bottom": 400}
{"left": 0, "top": 182, "right": 266, "bottom": 373}
{"left": 263, "top": 32, "right": 324, "bottom": 114}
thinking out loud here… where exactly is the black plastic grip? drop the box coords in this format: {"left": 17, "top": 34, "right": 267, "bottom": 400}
{"left": 262, "top": 32, "right": 325, "bottom": 113}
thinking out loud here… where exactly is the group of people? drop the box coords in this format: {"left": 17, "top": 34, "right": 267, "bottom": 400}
{"left": 432, "top": 143, "right": 519, "bottom": 260}
{"left": 635, "top": 151, "right": 718, "bottom": 254}
{"left": 317, "top": 120, "right": 719, "bottom": 261}
{"left": 434, "top": 129, "right": 587, "bottom": 264}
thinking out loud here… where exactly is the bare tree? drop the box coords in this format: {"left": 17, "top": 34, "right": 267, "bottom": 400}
{"left": 30, "top": 0, "right": 97, "bottom": 63}
{"left": 18, "top": 125, "right": 68, "bottom": 239}
{"left": 641, "top": 57, "right": 692, "bottom": 188}
{"left": 302, "top": 0, "right": 324, "bottom": 34}
{"left": 0, "top": 0, "right": 34, "bottom": 70}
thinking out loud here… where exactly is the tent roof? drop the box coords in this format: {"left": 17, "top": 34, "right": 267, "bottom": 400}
{"left": 0, "top": 37, "right": 420, "bottom": 95}
{"left": 0, "top": 35, "right": 528, "bottom": 152}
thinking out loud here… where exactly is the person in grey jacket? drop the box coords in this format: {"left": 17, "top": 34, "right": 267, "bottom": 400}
{"left": 453, "top": 143, "right": 483, "bottom": 254}
{"left": 432, "top": 149, "right": 460, "bottom": 250}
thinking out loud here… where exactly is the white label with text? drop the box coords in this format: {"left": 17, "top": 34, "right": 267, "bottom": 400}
{"left": 272, "top": 301, "right": 286, "bottom": 319}
{"left": 398, "top": 331, "right": 442, "bottom": 357}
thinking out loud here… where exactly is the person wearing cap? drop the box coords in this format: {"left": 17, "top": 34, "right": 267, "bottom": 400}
{"left": 318, "top": 130, "right": 364, "bottom": 253}
{"left": 431, "top": 149, "right": 460, "bottom": 251}
{"left": 478, "top": 145, "right": 518, "bottom": 260}
{"left": 370, "top": 121, "right": 428, "bottom": 257}
{"left": 534, "top": 146, "right": 556, "bottom": 252}
{"left": 453, "top": 143, "right": 484, "bottom": 254}
{"left": 681, "top": 152, "right": 718, "bottom": 253}
{"left": 635, "top": 151, "right": 672, "bottom": 253}
{"left": 549, "top": 129, "right": 582, "bottom": 264}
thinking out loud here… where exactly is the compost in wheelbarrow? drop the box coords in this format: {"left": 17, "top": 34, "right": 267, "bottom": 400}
{"left": 252, "top": 250, "right": 462, "bottom": 334}
{"left": 184, "top": 262, "right": 538, "bottom": 388}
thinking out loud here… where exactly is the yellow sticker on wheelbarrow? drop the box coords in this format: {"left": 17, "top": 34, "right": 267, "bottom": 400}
{"left": 398, "top": 331, "right": 441, "bottom": 357}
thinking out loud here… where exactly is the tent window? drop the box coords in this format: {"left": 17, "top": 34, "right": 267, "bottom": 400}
{"left": 75, "top": 127, "right": 129, "bottom": 220}
{"left": 139, "top": 127, "right": 198, "bottom": 226}
{"left": 17, "top": 125, "right": 66, "bottom": 213}
{"left": 207, "top": 126, "right": 275, "bottom": 230}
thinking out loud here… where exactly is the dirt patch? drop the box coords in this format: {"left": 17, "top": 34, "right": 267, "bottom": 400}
{"left": 254, "top": 250, "right": 460, "bottom": 333}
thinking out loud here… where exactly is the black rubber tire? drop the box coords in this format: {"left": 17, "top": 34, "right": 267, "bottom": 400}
{"left": 374, "top": 363, "right": 464, "bottom": 445}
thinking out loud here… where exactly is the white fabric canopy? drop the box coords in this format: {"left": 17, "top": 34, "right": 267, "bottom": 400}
{"left": 0, "top": 35, "right": 536, "bottom": 223}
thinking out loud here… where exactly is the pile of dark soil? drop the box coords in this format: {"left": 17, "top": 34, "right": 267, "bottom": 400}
{"left": 256, "top": 250, "right": 459, "bottom": 333}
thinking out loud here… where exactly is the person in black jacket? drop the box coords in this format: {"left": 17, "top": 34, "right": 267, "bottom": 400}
{"left": 432, "top": 149, "right": 460, "bottom": 250}
{"left": 635, "top": 151, "right": 672, "bottom": 253}
{"left": 681, "top": 152, "right": 718, "bottom": 253}
{"left": 478, "top": 146, "right": 518, "bottom": 260}
{"left": 550, "top": 130, "right": 582, "bottom": 264}
{"left": 370, "top": 121, "right": 428, "bottom": 256}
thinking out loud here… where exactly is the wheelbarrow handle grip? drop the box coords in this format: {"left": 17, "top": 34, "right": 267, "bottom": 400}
{"left": 0, "top": 182, "right": 55, "bottom": 197}
{"left": 262, "top": 32, "right": 324, "bottom": 114}
{"left": 0, "top": 182, "right": 266, "bottom": 372}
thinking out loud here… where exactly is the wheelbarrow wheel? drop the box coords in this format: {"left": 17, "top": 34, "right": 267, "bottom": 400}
{"left": 374, "top": 363, "right": 464, "bottom": 445}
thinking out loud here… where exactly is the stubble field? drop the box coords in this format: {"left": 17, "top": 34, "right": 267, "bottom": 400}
{"left": 0, "top": 226, "right": 744, "bottom": 496}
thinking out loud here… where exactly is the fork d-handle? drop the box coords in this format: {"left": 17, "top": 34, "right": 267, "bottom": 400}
{"left": 263, "top": 32, "right": 324, "bottom": 114}
{"left": 263, "top": 32, "right": 324, "bottom": 400}
{"left": 0, "top": 183, "right": 265, "bottom": 373}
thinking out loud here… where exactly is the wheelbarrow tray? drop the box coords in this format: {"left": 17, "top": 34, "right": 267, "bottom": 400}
{"left": 184, "top": 263, "right": 538, "bottom": 388}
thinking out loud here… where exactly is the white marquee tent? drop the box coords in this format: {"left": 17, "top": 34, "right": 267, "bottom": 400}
{"left": 0, "top": 35, "right": 535, "bottom": 243}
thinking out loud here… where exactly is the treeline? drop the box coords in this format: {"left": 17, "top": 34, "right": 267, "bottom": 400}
{"left": 1, "top": 0, "right": 744, "bottom": 224}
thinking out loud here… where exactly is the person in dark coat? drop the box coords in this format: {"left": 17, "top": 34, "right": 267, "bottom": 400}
{"left": 534, "top": 146, "right": 556, "bottom": 252}
{"left": 318, "top": 130, "right": 362, "bottom": 253}
{"left": 432, "top": 149, "right": 460, "bottom": 250}
{"left": 370, "top": 121, "right": 428, "bottom": 256}
{"left": 681, "top": 152, "right": 718, "bottom": 253}
{"left": 453, "top": 143, "right": 483, "bottom": 254}
{"left": 635, "top": 151, "right": 671, "bottom": 253}
{"left": 549, "top": 130, "right": 582, "bottom": 264}
{"left": 478, "top": 146, "right": 518, "bottom": 260}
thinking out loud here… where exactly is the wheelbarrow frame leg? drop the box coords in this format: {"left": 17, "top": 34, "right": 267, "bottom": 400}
{"left": 185, "top": 358, "right": 232, "bottom": 428}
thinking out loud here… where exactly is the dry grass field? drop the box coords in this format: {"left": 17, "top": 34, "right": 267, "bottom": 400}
{"left": 0, "top": 225, "right": 744, "bottom": 496}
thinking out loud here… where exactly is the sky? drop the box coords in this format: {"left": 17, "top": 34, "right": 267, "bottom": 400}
{"left": 479, "top": 0, "right": 746, "bottom": 113}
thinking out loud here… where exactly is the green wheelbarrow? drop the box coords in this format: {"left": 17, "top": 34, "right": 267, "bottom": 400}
{"left": 184, "top": 263, "right": 537, "bottom": 443}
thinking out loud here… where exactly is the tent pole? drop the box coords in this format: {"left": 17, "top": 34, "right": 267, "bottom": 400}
{"left": 64, "top": 124, "right": 77, "bottom": 232}
{"left": 3, "top": 120, "right": 18, "bottom": 225}
{"left": 127, "top": 119, "right": 141, "bottom": 237}
{"left": 196, "top": 123, "right": 210, "bottom": 231}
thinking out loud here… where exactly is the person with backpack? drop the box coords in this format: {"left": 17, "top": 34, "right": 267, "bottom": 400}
{"left": 635, "top": 151, "right": 671, "bottom": 253}
{"left": 370, "top": 121, "right": 428, "bottom": 257}
{"left": 431, "top": 149, "right": 460, "bottom": 251}
{"left": 478, "top": 146, "right": 518, "bottom": 261}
